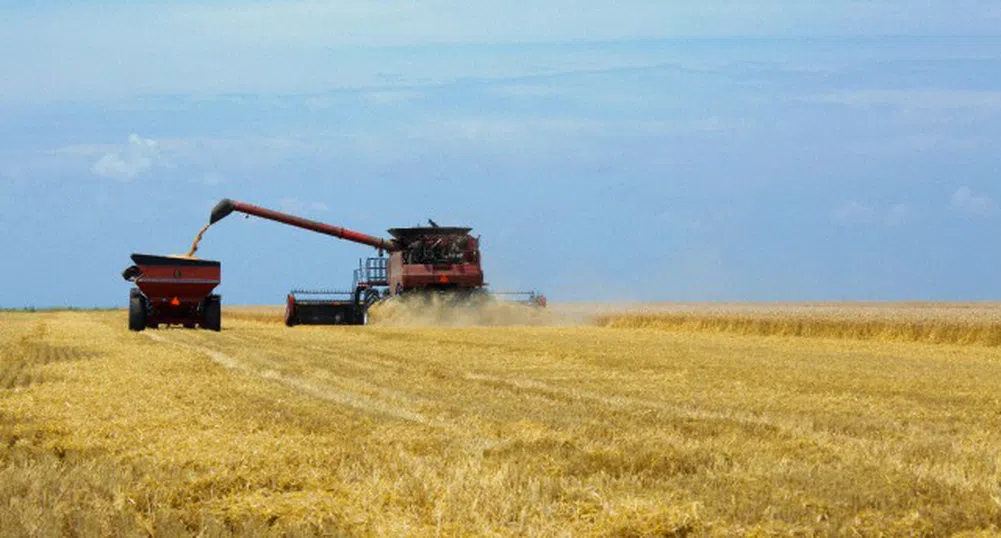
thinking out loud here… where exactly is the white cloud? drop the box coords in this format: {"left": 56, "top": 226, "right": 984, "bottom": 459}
{"left": 405, "top": 117, "right": 601, "bottom": 144}
{"left": 885, "top": 203, "right": 913, "bottom": 227}
{"left": 303, "top": 96, "right": 340, "bottom": 111}
{"left": 364, "top": 91, "right": 422, "bottom": 105}
{"left": 305, "top": 90, "right": 428, "bottom": 109}
{"left": 279, "top": 198, "right": 303, "bottom": 214}
{"left": 46, "top": 133, "right": 364, "bottom": 179}
{"left": 490, "top": 85, "right": 563, "bottom": 98}
{"left": 6, "top": 2, "right": 1001, "bottom": 103}
{"left": 0, "top": 170, "right": 20, "bottom": 184}
{"left": 9, "top": 1, "right": 999, "bottom": 52}
{"left": 950, "top": 186, "right": 998, "bottom": 217}
{"left": 833, "top": 201, "right": 876, "bottom": 225}
{"left": 403, "top": 116, "right": 707, "bottom": 145}
{"left": 91, "top": 134, "right": 161, "bottom": 182}
{"left": 278, "top": 198, "right": 330, "bottom": 216}
{"left": 835, "top": 201, "right": 920, "bottom": 227}
{"left": 657, "top": 210, "right": 703, "bottom": 231}
{"left": 804, "top": 90, "right": 1001, "bottom": 111}
{"left": 50, "top": 143, "right": 117, "bottom": 157}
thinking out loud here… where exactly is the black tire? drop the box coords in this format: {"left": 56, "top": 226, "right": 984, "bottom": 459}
{"left": 203, "top": 295, "right": 221, "bottom": 332}
{"left": 285, "top": 296, "right": 298, "bottom": 327}
{"left": 128, "top": 293, "right": 146, "bottom": 332}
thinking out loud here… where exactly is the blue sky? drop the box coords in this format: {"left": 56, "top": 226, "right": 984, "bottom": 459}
{"left": 1, "top": 2, "right": 1000, "bottom": 306}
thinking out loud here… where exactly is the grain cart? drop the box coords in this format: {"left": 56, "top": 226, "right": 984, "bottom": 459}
{"left": 122, "top": 254, "right": 222, "bottom": 331}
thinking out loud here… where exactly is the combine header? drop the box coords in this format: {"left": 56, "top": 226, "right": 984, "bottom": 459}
{"left": 209, "top": 198, "right": 544, "bottom": 325}
{"left": 122, "top": 254, "right": 221, "bottom": 331}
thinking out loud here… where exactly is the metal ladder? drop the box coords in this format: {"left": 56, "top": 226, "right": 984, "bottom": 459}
{"left": 354, "top": 257, "right": 388, "bottom": 287}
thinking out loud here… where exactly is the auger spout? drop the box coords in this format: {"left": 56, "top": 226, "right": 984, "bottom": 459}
{"left": 209, "top": 198, "right": 400, "bottom": 252}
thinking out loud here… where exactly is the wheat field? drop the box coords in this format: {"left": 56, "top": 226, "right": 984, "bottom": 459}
{"left": 1, "top": 304, "right": 1001, "bottom": 537}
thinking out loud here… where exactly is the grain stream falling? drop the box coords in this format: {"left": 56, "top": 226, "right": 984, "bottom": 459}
{"left": 184, "top": 223, "right": 211, "bottom": 258}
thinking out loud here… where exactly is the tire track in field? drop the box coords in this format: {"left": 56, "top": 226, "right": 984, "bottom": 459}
{"left": 143, "top": 329, "right": 997, "bottom": 494}
{"left": 0, "top": 317, "right": 96, "bottom": 389}
{"left": 209, "top": 331, "right": 439, "bottom": 410}
{"left": 218, "top": 329, "right": 670, "bottom": 426}
{"left": 207, "top": 330, "right": 451, "bottom": 397}
{"left": 208, "top": 327, "right": 874, "bottom": 453}
{"left": 143, "top": 332, "right": 518, "bottom": 448}
{"left": 462, "top": 372, "right": 1001, "bottom": 494}
{"left": 144, "top": 332, "right": 430, "bottom": 425}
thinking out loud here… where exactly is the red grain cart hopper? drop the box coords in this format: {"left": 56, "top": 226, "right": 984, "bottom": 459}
{"left": 122, "top": 254, "right": 222, "bottom": 332}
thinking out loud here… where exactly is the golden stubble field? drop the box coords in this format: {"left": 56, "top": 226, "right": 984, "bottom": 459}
{"left": 1, "top": 304, "right": 1000, "bottom": 537}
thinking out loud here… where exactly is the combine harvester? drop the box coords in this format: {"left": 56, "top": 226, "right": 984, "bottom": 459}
{"left": 208, "top": 198, "right": 545, "bottom": 326}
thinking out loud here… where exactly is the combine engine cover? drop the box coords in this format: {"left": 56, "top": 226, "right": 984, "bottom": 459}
{"left": 387, "top": 226, "right": 484, "bottom": 295}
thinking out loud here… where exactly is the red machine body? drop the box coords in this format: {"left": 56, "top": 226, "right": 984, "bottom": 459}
{"left": 122, "top": 254, "right": 222, "bottom": 331}
{"left": 210, "top": 199, "right": 485, "bottom": 296}
{"left": 384, "top": 227, "right": 484, "bottom": 294}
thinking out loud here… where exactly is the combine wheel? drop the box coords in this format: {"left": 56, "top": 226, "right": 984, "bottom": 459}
{"left": 203, "top": 295, "right": 222, "bottom": 332}
{"left": 467, "top": 289, "right": 490, "bottom": 306}
{"left": 128, "top": 291, "right": 146, "bottom": 332}
{"left": 284, "top": 295, "right": 298, "bottom": 327}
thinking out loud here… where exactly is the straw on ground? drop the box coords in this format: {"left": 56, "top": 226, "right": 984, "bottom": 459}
{"left": 1, "top": 306, "right": 1000, "bottom": 536}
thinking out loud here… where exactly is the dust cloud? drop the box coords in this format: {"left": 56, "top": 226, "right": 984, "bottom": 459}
{"left": 368, "top": 295, "right": 572, "bottom": 327}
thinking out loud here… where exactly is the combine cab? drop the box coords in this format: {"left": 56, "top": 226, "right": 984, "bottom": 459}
{"left": 122, "top": 254, "right": 222, "bottom": 331}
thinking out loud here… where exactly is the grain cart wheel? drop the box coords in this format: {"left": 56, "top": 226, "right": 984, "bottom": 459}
{"left": 128, "top": 290, "right": 146, "bottom": 332}
{"left": 203, "top": 295, "right": 222, "bottom": 332}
